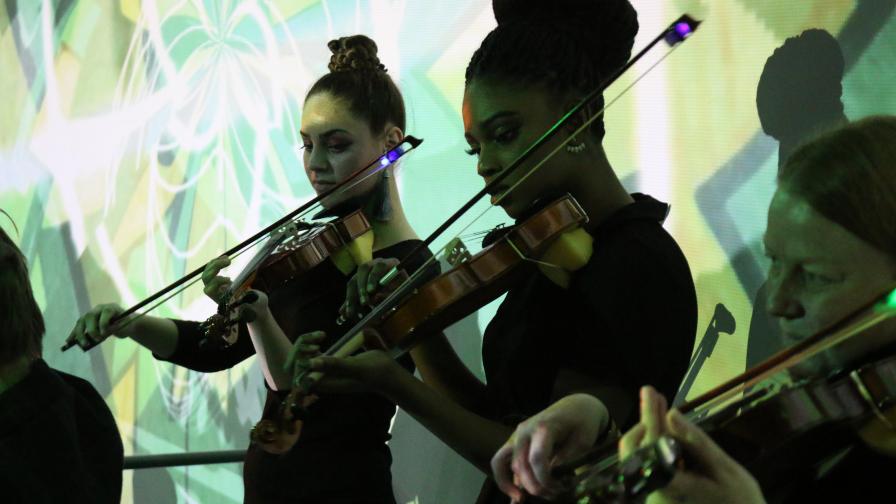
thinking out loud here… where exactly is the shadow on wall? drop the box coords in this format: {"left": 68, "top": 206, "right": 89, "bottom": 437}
{"left": 747, "top": 28, "right": 848, "bottom": 368}
{"left": 690, "top": 27, "right": 857, "bottom": 398}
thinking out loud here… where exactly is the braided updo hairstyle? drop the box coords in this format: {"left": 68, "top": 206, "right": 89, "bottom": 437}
{"left": 466, "top": 0, "right": 638, "bottom": 142}
{"left": 307, "top": 35, "right": 406, "bottom": 134}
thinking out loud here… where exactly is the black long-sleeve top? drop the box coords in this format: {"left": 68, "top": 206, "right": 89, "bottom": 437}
{"left": 156, "top": 239, "right": 434, "bottom": 504}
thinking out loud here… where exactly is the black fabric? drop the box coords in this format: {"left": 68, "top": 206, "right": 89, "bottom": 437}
{"left": 156, "top": 239, "right": 436, "bottom": 504}
{"left": 0, "top": 359, "right": 123, "bottom": 504}
{"left": 479, "top": 194, "right": 697, "bottom": 503}
{"left": 764, "top": 439, "right": 896, "bottom": 504}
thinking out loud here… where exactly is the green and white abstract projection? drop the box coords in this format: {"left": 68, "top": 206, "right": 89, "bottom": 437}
{"left": 2, "top": 0, "right": 895, "bottom": 502}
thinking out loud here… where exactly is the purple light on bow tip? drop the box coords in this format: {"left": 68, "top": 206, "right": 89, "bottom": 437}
{"left": 387, "top": 149, "right": 401, "bottom": 163}
{"left": 674, "top": 21, "right": 693, "bottom": 39}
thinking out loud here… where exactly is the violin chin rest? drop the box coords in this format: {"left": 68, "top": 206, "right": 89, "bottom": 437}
{"left": 538, "top": 227, "right": 594, "bottom": 289}
{"left": 331, "top": 229, "right": 375, "bottom": 276}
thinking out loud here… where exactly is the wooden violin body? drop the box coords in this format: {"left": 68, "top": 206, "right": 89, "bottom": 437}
{"left": 246, "top": 11, "right": 703, "bottom": 457}
{"left": 200, "top": 210, "right": 373, "bottom": 350}
{"left": 374, "top": 194, "right": 592, "bottom": 352}
{"left": 570, "top": 292, "right": 896, "bottom": 503}
{"left": 250, "top": 194, "right": 595, "bottom": 453}
{"left": 256, "top": 209, "right": 374, "bottom": 286}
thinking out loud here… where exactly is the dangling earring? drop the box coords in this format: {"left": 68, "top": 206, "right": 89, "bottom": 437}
{"left": 373, "top": 149, "right": 393, "bottom": 220}
{"left": 566, "top": 136, "right": 586, "bottom": 154}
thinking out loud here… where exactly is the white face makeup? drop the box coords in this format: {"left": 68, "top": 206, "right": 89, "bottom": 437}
{"left": 300, "top": 92, "right": 386, "bottom": 209}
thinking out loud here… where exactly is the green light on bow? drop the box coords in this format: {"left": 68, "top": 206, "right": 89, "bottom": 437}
{"left": 886, "top": 288, "right": 896, "bottom": 309}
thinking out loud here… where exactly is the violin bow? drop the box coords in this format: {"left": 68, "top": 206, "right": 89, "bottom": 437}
{"left": 62, "top": 136, "right": 423, "bottom": 352}
{"left": 553, "top": 284, "right": 896, "bottom": 479}
{"left": 317, "top": 14, "right": 702, "bottom": 363}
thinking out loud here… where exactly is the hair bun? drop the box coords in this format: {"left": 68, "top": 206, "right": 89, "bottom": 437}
{"left": 327, "top": 35, "right": 387, "bottom": 74}
{"left": 492, "top": 0, "right": 638, "bottom": 79}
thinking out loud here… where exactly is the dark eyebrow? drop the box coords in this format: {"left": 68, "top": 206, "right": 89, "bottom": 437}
{"left": 299, "top": 129, "right": 353, "bottom": 139}
{"left": 481, "top": 111, "right": 518, "bottom": 130}
{"left": 465, "top": 111, "right": 519, "bottom": 142}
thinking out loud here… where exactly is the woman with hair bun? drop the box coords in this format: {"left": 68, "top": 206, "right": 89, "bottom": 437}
{"left": 69, "top": 34, "right": 438, "bottom": 503}
{"left": 294, "top": 2, "right": 698, "bottom": 502}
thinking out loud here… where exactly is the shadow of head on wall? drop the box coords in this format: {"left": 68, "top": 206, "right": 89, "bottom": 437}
{"left": 756, "top": 29, "right": 848, "bottom": 170}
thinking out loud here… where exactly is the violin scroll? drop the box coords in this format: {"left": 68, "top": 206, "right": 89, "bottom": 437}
{"left": 250, "top": 380, "right": 320, "bottom": 454}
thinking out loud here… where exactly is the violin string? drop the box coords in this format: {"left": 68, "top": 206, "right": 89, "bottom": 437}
{"left": 99, "top": 221, "right": 306, "bottom": 341}
{"left": 396, "top": 44, "right": 688, "bottom": 285}
{"left": 319, "top": 29, "right": 689, "bottom": 362}
{"left": 118, "top": 219, "right": 325, "bottom": 335}
{"left": 323, "top": 29, "right": 695, "bottom": 471}
{"left": 112, "top": 275, "right": 205, "bottom": 333}
{"left": 568, "top": 304, "right": 896, "bottom": 494}
{"left": 459, "top": 229, "right": 501, "bottom": 242}
{"left": 272, "top": 159, "right": 399, "bottom": 227}
{"left": 322, "top": 224, "right": 492, "bottom": 359}
{"left": 228, "top": 161, "right": 383, "bottom": 278}
{"left": 429, "top": 42, "right": 685, "bottom": 267}
{"left": 683, "top": 306, "right": 896, "bottom": 421}
{"left": 493, "top": 42, "right": 683, "bottom": 208}
{"left": 119, "top": 151, "right": 403, "bottom": 327}
{"left": 113, "top": 241, "right": 277, "bottom": 336}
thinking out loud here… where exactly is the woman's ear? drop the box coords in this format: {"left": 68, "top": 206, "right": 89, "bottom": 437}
{"left": 383, "top": 125, "right": 404, "bottom": 151}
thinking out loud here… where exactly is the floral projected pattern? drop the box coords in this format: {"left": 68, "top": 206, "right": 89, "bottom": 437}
{"left": 2, "top": 1, "right": 895, "bottom": 502}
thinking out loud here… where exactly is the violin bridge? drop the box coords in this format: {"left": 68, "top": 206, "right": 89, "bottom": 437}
{"left": 273, "top": 222, "right": 298, "bottom": 239}
{"left": 273, "top": 219, "right": 314, "bottom": 241}
{"left": 445, "top": 238, "right": 473, "bottom": 267}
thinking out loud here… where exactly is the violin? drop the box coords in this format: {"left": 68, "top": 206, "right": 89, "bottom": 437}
{"left": 249, "top": 13, "right": 703, "bottom": 455}
{"left": 565, "top": 287, "right": 896, "bottom": 503}
{"left": 60, "top": 136, "right": 423, "bottom": 352}
{"left": 250, "top": 194, "right": 595, "bottom": 453}
{"left": 198, "top": 209, "right": 374, "bottom": 350}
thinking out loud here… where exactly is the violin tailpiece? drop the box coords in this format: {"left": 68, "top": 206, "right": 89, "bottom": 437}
{"left": 445, "top": 238, "right": 473, "bottom": 267}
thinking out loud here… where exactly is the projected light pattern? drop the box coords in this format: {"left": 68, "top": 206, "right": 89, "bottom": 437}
{"left": 2, "top": 1, "right": 895, "bottom": 502}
